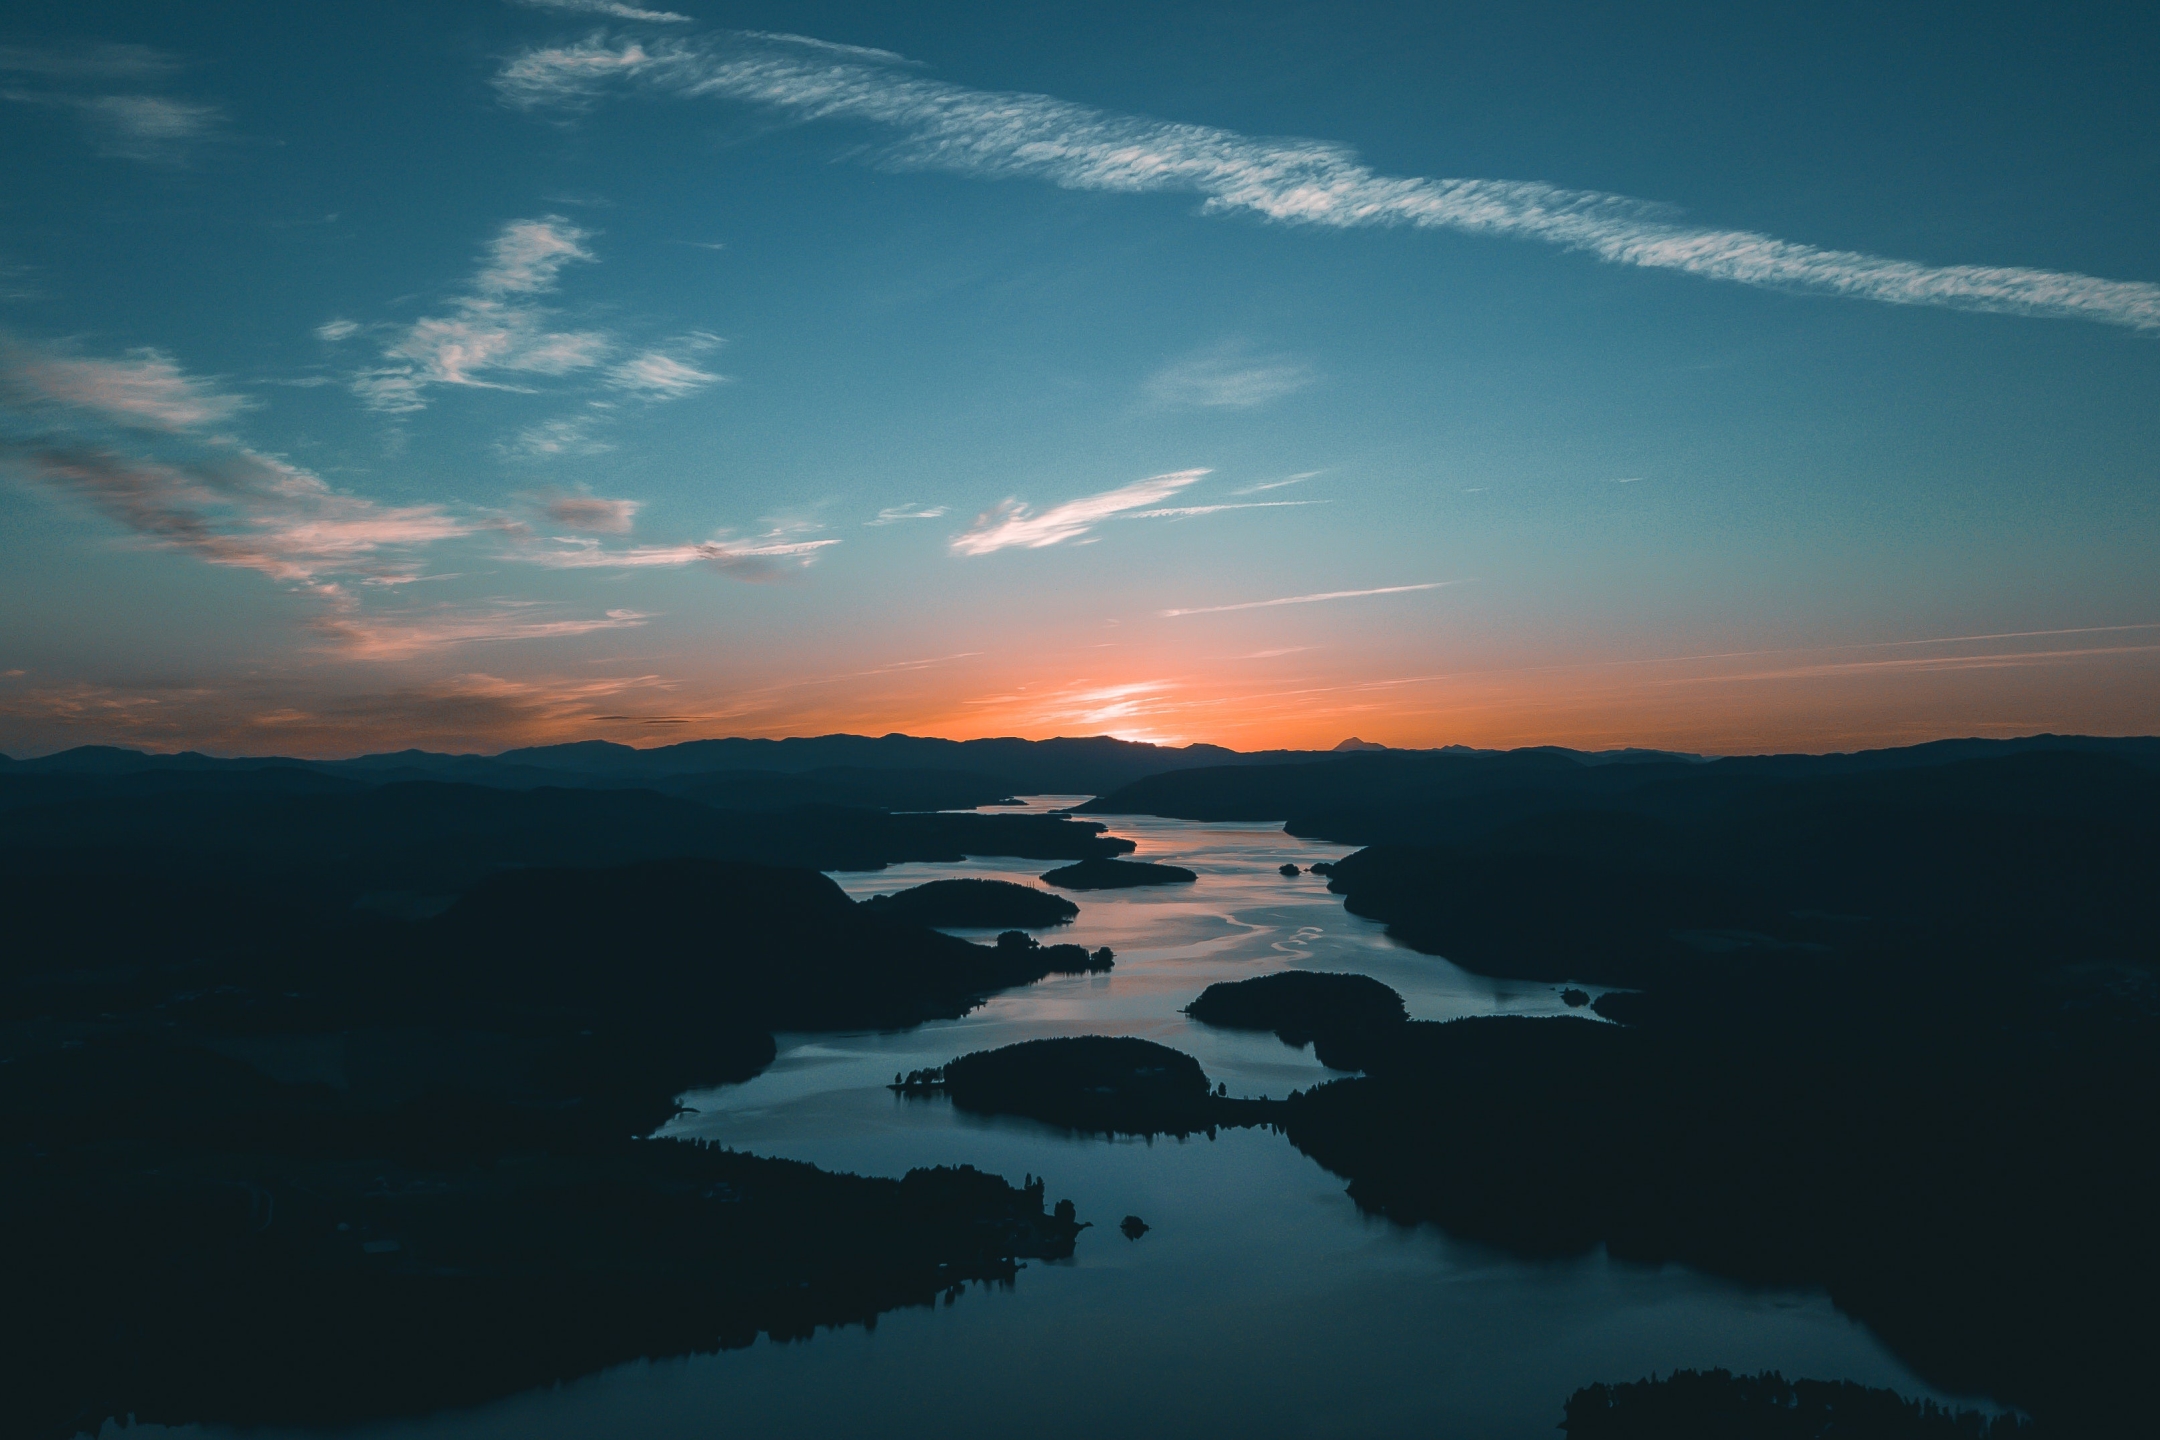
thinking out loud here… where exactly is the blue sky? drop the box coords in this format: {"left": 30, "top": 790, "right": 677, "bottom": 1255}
{"left": 1, "top": 1, "right": 2155, "bottom": 755}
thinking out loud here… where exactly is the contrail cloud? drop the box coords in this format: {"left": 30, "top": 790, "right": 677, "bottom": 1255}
{"left": 498, "top": 32, "right": 2160, "bottom": 332}
{"left": 1160, "top": 581, "right": 1461, "bottom": 618}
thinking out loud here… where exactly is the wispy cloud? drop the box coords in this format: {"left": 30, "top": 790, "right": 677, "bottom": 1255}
{"left": 497, "top": 33, "right": 2160, "bottom": 333}
{"left": 511, "top": 0, "right": 694, "bottom": 23}
{"left": 1233, "top": 470, "right": 1322, "bottom": 495}
{"left": 500, "top": 415, "right": 613, "bottom": 458}
{"left": 1125, "top": 499, "right": 1319, "bottom": 520}
{"left": 951, "top": 469, "right": 1207, "bottom": 555}
{"left": 528, "top": 530, "right": 839, "bottom": 580}
{"left": 866, "top": 502, "right": 947, "bottom": 526}
{"left": 0, "top": 44, "right": 179, "bottom": 79}
{"left": 74, "top": 94, "right": 221, "bottom": 164}
{"left": 477, "top": 216, "right": 598, "bottom": 294}
{"left": 738, "top": 32, "right": 921, "bottom": 67}
{"left": 0, "top": 669, "right": 676, "bottom": 756}
{"left": 4, "top": 88, "right": 225, "bottom": 165}
{"left": 1145, "top": 345, "right": 1314, "bottom": 409}
{"left": 319, "top": 602, "right": 652, "bottom": 661}
{"left": 605, "top": 333, "right": 724, "bottom": 398}
{"left": 541, "top": 492, "right": 641, "bottom": 531}
{"left": 1160, "top": 580, "right": 1462, "bottom": 617}
{"left": 315, "top": 319, "right": 361, "bottom": 343}
{"left": 2, "top": 341, "right": 249, "bottom": 431}
{"left": 356, "top": 217, "right": 609, "bottom": 413}
{"left": 4, "top": 442, "right": 470, "bottom": 591}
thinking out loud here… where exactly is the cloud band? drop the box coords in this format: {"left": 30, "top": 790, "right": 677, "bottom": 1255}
{"left": 497, "top": 33, "right": 2160, "bottom": 333}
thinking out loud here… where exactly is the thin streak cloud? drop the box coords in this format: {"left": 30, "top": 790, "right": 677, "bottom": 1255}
{"left": 511, "top": 1, "right": 693, "bottom": 25}
{"left": 0, "top": 44, "right": 179, "bottom": 78}
{"left": 605, "top": 338, "right": 724, "bottom": 398}
{"left": 1125, "top": 499, "right": 1320, "bottom": 519}
{"left": 1145, "top": 346, "right": 1313, "bottom": 409}
{"left": 528, "top": 532, "right": 840, "bottom": 580}
{"left": 867, "top": 503, "right": 948, "bottom": 525}
{"left": 1160, "top": 580, "right": 1462, "bottom": 617}
{"left": 320, "top": 603, "right": 652, "bottom": 662}
{"left": 951, "top": 468, "right": 1207, "bottom": 555}
{"left": 1232, "top": 471, "right": 1323, "bottom": 495}
{"left": 497, "top": 34, "right": 2160, "bottom": 332}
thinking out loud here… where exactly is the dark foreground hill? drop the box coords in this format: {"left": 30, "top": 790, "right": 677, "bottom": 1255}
{"left": 0, "top": 856, "right": 1108, "bottom": 1437}
{"left": 0, "top": 775, "right": 1134, "bottom": 904}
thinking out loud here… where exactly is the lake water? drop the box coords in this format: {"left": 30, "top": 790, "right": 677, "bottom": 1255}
{"left": 151, "top": 800, "right": 1973, "bottom": 1440}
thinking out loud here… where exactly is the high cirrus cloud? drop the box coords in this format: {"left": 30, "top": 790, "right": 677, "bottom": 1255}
{"left": 866, "top": 503, "right": 947, "bottom": 526}
{"left": 529, "top": 530, "right": 840, "bottom": 580}
{"left": 355, "top": 217, "right": 611, "bottom": 413}
{"left": 605, "top": 334, "right": 725, "bottom": 398}
{"left": 2, "top": 340, "right": 248, "bottom": 431}
{"left": 4, "top": 442, "right": 470, "bottom": 590}
{"left": 951, "top": 469, "right": 1208, "bottom": 555}
{"left": 1159, "top": 580, "right": 1461, "bottom": 617}
{"left": 510, "top": 0, "right": 693, "bottom": 23}
{"left": 1145, "top": 345, "right": 1313, "bottom": 410}
{"left": 496, "top": 33, "right": 2160, "bottom": 333}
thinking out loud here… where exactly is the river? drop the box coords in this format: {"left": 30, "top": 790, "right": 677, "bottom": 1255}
{"left": 150, "top": 799, "right": 1974, "bottom": 1439}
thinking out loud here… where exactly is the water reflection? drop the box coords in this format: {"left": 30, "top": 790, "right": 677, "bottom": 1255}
{"left": 148, "top": 800, "right": 1959, "bottom": 1440}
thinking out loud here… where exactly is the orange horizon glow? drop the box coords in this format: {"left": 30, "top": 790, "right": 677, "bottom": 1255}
{"left": 6, "top": 617, "right": 2155, "bottom": 761}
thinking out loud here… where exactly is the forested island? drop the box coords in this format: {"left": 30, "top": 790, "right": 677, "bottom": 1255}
{"left": 861, "top": 877, "right": 1081, "bottom": 928}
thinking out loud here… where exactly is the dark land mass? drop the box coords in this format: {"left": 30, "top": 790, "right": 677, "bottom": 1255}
{"left": 1078, "top": 733, "right": 2160, "bottom": 842}
{"left": 861, "top": 877, "right": 1080, "bottom": 928}
{"left": 1149, "top": 743, "right": 2160, "bottom": 1436}
{"left": 0, "top": 729, "right": 1723, "bottom": 807}
{"left": 0, "top": 775, "right": 1134, "bottom": 904}
{"left": 1, "top": 732, "right": 1328, "bottom": 800}
{"left": 0, "top": 855, "right": 1106, "bottom": 1437}
{"left": 658, "top": 765, "right": 1022, "bottom": 811}
{"left": 1183, "top": 971, "right": 1407, "bottom": 1065}
{"left": 6, "top": 730, "right": 2154, "bottom": 1435}
{"left": 487, "top": 732, "right": 1284, "bottom": 794}
{"left": 1560, "top": 1370, "right": 2034, "bottom": 1438}
{"left": 986, "top": 929, "right": 1114, "bottom": 975}
{"left": 1039, "top": 856, "right": 1199, "bottom": 890}
{"left": 894, "top": 1036, "right": 1273, "bottom": 1138}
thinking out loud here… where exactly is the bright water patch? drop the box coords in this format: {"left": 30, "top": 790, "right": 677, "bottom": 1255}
{"left": 152, "top": 800, "right": 1970, "bottom": 1440}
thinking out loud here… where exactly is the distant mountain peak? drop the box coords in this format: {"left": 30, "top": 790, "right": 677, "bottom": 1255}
{"left": 1333, "top": 737, "right": 1388, "bottom": 752}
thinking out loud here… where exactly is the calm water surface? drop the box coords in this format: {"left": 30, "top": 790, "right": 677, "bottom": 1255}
{"left": 156, "top": 801, "right": 1971, "bottom": 1440}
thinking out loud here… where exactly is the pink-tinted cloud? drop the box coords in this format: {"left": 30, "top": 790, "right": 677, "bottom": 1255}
{"left": 3, "top": 342, "right": 247, "bottom": 430}
{"left": 8, "top": 443, "right": 470, "bottom": 586}
{"left": 355, "top": 218, "right": 610, "bottom": 413}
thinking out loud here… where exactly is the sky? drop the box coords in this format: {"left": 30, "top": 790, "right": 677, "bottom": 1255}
{"left": 1, "top": 0, "right": 2155, "bottom": 757}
